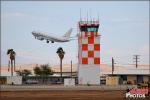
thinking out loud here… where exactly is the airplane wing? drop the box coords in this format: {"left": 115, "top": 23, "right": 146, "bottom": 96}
{"left": 69, "top": 38, "right": 77, "bottom": 41}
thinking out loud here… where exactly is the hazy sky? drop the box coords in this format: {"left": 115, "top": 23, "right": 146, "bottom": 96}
{"left": 1, "top": 1, "right": 149, "bottom": 66}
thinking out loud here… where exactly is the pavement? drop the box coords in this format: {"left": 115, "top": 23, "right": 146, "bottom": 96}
{"left": 0, "top": 85, "right": 137, "bottom": 91}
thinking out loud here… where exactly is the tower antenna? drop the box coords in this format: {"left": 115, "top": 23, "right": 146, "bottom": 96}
{"left": 80, "top": 8, "right": 82, "bottom": 21}
{"left": 90, "top": 9, "right": 92, "bottom": 22}
{"left": 87, "top": 11, "right": 88, "bottom": 22}
{"left": 97, "top": 11, "right": 99, "bottom": 22}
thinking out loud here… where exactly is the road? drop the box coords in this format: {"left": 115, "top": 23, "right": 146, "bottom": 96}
{"left": 0, "top": 85, "right": 136, "bottom": 91}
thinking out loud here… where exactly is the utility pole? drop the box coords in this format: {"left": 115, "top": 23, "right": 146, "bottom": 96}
{"left": 71, "top": 60, "right": 72, "bottom": 78}
{"left": 112, "top": 57, "right": 114, "bottom": 75}
{"left": 133, "top": 55, "right": 140, "bottom": 68}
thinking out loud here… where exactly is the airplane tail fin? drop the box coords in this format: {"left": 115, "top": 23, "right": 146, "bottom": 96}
{"left": 62, "top": 28, "right": 73, "bottom": 39}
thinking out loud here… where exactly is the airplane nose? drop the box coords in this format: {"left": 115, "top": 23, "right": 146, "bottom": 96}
{"left": 32, "top": 31, "right": 36, "bottom": 35}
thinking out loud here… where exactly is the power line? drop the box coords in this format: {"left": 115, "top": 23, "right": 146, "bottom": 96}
{"left": 71, "top": 60, "right": 72, "bottom": 78}
{"left": 133, "top": 55, "right": 140, "bottom": 68}
{"left": 112, "top": 57, "right": 114, "bottom": 75}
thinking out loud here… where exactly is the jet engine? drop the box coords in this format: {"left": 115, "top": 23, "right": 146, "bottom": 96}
{"left": 37, "top": 37, "right": 44, "bottom": 40}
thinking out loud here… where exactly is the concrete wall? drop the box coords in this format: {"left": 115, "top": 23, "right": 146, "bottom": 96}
{"left": 7, "top": 76, "right": 22, "bottom": 85}
{"left": 64, "top": 78, "right": 75, "bottom": 86}
{"left": 143, "top": 76, "right": 149, "bottom": 83}
{"left": 106, "top": 76, "right": 119, "bottom": 86}
{"left": 78, "top": 65, "right": 100, "bottom": 85}
{"left": 127, "top": 76, "right": 137, "bottom": 85}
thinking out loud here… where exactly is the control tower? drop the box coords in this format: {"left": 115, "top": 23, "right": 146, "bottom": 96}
{"left": 78, "top": 20, "right": 100, "bottom": 85}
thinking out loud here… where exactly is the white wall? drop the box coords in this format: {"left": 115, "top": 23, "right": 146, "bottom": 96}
{"left": 64, "top": 78, "right": 75, "bottom": 86}
{"left": 7, "top": 76, "right": 22, "bottom": 85}
{"left": 78, "top": 65, "right": 100, "bottom": 85}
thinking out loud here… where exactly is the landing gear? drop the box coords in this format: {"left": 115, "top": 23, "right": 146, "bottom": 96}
{"left": 46, "top": 40, "right": 49, "bottom": 43}
{"left": 51, "top": 41, "right": 54, "bottom": 43}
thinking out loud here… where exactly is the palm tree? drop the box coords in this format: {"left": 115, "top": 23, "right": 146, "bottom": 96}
{"left": 56, "top": 47, "right": 65, "bottom": 79}
{"left": 7, "top": 49, "right": 16, "bottom": 76}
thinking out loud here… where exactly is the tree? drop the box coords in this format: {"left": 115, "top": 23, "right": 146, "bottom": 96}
{"left": 34, "top": 64, "right": 53, "bottom": 76}
{"left": 16, "top": 69, "right": 32, "bottom": 83}
{"left": 56, "top": 47, "right": 65, "bottom": 79}
{"left": 40, "top": 64, "right": 53, "bottom": 76}
{"left": 34, "top": 65, "right": 41, "bottom": 76}
{"left": 33, "top": 64, "right": 54, "bottom": 83}
{"left": 7, "top": 49, "right": 16, "bottom": 76}
{"left": 22, "top": 69, "right": 32, "bottom": 77}
{"left": 16, "top": 69, "right": 32, "bottom": 77}
{"left": 16, "top": 70, "right": 22, "bottom": 76}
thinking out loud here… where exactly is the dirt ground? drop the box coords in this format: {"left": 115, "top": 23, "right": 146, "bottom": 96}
{"left": 1, "top": 90, "right": 150, "bottom": 100}
{"left": 0, "top": 90, "right": 127, "bottom": 100}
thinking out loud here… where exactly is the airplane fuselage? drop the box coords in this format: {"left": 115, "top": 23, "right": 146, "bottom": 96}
{"left": 34, "top": 33, "right": 69, "bottom": 42}
{"left": 32, "top": 29, "right": 72, "bottom": 43}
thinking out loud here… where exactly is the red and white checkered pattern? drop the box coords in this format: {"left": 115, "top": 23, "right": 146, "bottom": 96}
{"left": 78, "top": 21, "right": 100, "bottom": 85}
{"left": 78, "top": 30, "right": 100, "bottom": 65}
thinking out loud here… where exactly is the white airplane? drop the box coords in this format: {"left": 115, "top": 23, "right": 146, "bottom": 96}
{"left": 32, "top": 28, "right": 73, "bottom": 43}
